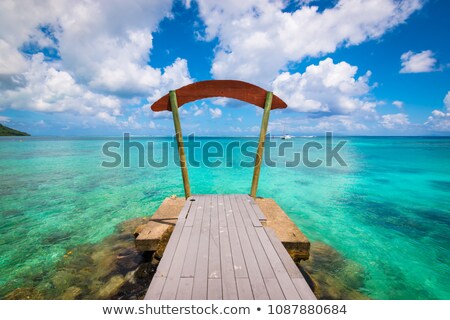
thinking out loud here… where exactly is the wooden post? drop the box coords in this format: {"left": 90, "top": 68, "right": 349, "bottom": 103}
{"left": 250, "top": 91, "right": 273, "bottom": 198}
{"left": 170, "top": 90, "right": 191, "bottom": 198}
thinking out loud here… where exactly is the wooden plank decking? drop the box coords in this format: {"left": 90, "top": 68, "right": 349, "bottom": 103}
{"left": 144, "top": 194, "right": 316, "bottom": 300}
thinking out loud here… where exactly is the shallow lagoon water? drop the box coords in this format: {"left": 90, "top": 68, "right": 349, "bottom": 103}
{"left": 0, "top": 136, "right": 449, "bottom": 299}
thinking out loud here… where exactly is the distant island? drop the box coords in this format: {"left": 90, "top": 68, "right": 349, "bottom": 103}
{"left": 0, "top": 124, "right": 30, "bottom": 136}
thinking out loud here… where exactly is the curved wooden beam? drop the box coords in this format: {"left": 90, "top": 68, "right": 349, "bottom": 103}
{"left": 150, "top": 80, "right": 287, "bottom": 112}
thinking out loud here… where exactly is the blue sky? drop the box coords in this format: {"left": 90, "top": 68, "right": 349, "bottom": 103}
{"left": 0, "top": 0, "right": 449, "bottom": 136}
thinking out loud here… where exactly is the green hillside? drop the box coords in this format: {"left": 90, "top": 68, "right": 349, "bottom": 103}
{"left": 0, "top": 124, "right": 30, "bottom": 136}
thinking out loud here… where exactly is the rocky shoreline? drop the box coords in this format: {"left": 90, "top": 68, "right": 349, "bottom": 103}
{"left": 5, "top": 217, "right": 153, "bottom": 300}
{"left": 5, "top": 213, "right": 368, "bottom": 300}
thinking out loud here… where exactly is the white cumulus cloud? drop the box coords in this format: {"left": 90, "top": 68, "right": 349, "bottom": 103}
{"left": 0, "top": 0, "right": 193, "bottom": 128}
{"left": 393, "top": 100, "right": 404, "bottom": 108}
{"left": 272, "top": 58, "right": 374, "bottom": 115}
{"left": 55, "top": 0, "right": 183, "bottom": 96}
{"left": 190, "top": 105, "right": 204, "bottom": 117}
{"left": 209, "top": 107, "right": 223, "bottom": 119}
{"left": 380, "top": 113, "right": 410, "bottom": 129}
{"left": 192, "top": 0, "right": 423, "bottom": 84}
{"left": 400, "top": 50, "right": 438, "bottom": 73}
{"left": 0, "top": 54, "right": 122, "bottom": 123}
{"left": 425, "top": 91, "right": 450, "bottom": 131}
{"left": 268, "top": 115, "right": 368, "bottom": 134}
{"left": 444, "top": 91, "right": 450, "bottom": 109}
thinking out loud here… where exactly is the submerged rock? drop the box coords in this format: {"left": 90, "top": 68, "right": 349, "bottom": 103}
{"left": 17, "top": 215, "right": 154, "bottom": 299}
{"left": 97, "top": 275, "right": 126, "bottom": 299}
{"left": 301, "top": 241, "right": 368, "bottom": 299}
{"left": 61, "top": 286, "right": 82, "bottom": 300}
{"left": 5, "top": 212, "right": 369, "bottom": 300}
{"left": 41, "top": 231, "right": 73, "bottom": 245}
{"left": 115, "top": 248, "right": 143, "bottom": 275}
{"left": 5, "top": 287, "right": 44, "bottom": 300}
{"left": 51, "top": 270, "right": 74, "bottom": 293}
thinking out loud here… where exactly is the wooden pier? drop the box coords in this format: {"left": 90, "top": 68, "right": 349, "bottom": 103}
{"left": 144, "top": 80, "right": 316, "bottom": 300}
{"left": 144, "top": 194, "right": 315, "bottom": 300}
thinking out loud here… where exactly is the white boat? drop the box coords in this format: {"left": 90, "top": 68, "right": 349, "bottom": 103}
{"left": 281, "top": 134, "right": 293, "bottom": 139}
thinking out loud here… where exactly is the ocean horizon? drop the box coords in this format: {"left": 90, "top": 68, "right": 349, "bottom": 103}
{"left": 1, "top": 136, "right": 449, "bottom": 299}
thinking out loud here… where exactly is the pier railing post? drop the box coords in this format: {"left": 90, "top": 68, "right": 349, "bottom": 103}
{"left": 170, "top": 90, "right": 191, "bottom": 199}
{"left": 250, "top": 91, "right": 273, "bottom": 198}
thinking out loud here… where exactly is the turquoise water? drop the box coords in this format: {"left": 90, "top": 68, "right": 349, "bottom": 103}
{"left": 0, "top": 136, "right": 449, "bottom": 299}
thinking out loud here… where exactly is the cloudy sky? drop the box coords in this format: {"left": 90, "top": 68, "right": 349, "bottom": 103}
{"left": 0, "top": 0, "right": 449, "bottom": 136}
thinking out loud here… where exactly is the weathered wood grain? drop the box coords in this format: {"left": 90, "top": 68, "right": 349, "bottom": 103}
{"left": 169, "top": 91, "right": 190, "bottom": 198}
{"left": 209, "top": 195, "right": 221, "bottom": 279}
{"left": 181, "top": 197, "right": 204, "bottom": 278}
{"left": 145, "top": 195, "right": 315, "bottom": 300}
{"left": 223, "top": 194, "right": 248, "bottom": 279}
{"left": 192, "top": 196, "right": 211, "bottom": 299}
{"left": 176, "top": 278, "right": 194, "bottom": 300}
{"left": 250, "top": 92, "right": 273, "bottom": 198}
{"left": 151, "top": 80, "right": 287, "bottom": 112}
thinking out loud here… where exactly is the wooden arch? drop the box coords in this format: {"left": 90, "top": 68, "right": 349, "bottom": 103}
{"left": 150, "top": 80, "right": 287, "bottom": 111}
{"left": 150, "top": 80, "right": 287, "bottom": 199}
